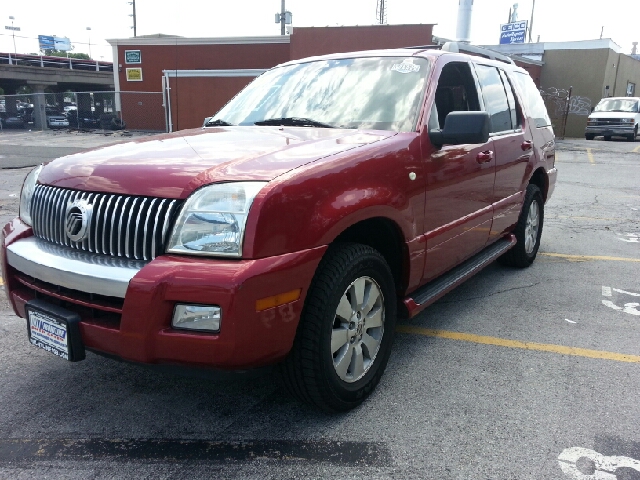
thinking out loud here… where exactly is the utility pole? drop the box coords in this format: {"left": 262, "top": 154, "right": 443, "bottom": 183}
{"left": 528, "top": 0, "right": 535, "bottom": 42}
{"left": 274, "top": 1, "right": 292, "bottom": 36}
{"left": 129, "top": 0, "right": 137, "bottom": 37}
{"left": 376, "top": 0, "right": 387, "bottom": 25}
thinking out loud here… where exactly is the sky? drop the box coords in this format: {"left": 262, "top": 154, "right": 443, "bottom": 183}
{"left": 1, "top": 0, "right": 639, "bottom": 62}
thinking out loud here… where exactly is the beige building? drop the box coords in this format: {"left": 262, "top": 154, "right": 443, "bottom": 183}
{"left": 485, "top": 39, "right": 640, "bottom": 138}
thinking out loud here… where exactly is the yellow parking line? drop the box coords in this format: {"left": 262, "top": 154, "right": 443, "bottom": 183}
{"left": 396, "top": 325, "right": 640, "bottom": 363}
{"left": 586, "top": 148, "right": 595, "bottom": 164}
{"left": 540, "top": 253, "right": 640, "bottom": 262}
{"left": 632, "top": 145, "right": 640, "bottom": 153}
{"left": 0, "top": 278, "right": 3, "bottom": 286}
{"left": 552, "top": 215, "right": 627, "bottom": 221}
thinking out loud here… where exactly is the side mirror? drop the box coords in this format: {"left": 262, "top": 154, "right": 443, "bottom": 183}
{"left": 590, "top": 107, "right": 595, "bottom": 113}
{"left": 202, "top": 116, "right": 213, "bottom": 127}
{"left": 429, "top": 111, "right": 490, "bottom": 147}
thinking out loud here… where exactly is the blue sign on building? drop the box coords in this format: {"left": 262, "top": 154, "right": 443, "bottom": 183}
{"left": 499, "top": 21, "right": 528, "bottom": 45}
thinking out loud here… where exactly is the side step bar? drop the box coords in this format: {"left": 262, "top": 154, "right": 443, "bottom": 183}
{"left": 402, "top": 235, "right": 516, "bottom": 318}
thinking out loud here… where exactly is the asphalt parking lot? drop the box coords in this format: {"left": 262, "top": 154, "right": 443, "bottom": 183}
{"left": 0, "top": 131, "right": 639, "bottom": 479}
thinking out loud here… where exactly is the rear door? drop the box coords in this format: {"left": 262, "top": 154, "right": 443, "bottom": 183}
{"left": 473, "top": 64, "right": 533, "bottom": 240}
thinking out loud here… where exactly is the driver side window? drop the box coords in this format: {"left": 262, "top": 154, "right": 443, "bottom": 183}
{"left": 431, "top": 62, "right": 481, "bottom": 130}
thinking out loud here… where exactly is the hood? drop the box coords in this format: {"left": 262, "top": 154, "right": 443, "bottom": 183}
{"left": 38, "top": 127, "right": 393, "bottom": 198}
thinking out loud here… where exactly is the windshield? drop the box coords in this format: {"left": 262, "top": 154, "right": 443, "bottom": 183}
{"left": 212, "top": 56, "right": 431, "bottom": 131}
{"left": 594, "top": 98, "right": 639, "bottom": 113}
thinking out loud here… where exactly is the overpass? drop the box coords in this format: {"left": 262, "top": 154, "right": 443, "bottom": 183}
{"left": 0, "top": 52, "right": 114, "bottom": 94}
{"left": 1, "top": 52, "right": 115, "bottom": 130}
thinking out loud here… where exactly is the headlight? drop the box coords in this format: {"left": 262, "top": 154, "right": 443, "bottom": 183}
{"left": 166, "top": 182, "right": 266, "bottom": 257}
{"left": 19, "top": 165, "right": 43, "bottom": 226}
{"left": 587, "top": 118, "right": 597, "bottom": 125}
{"left": 621, "top": 118, "right": 634, "bottom": 124}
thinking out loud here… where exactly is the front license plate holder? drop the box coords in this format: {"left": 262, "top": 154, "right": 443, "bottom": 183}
{"left": 25, "top": 299, "right": 85, "bottom": 362}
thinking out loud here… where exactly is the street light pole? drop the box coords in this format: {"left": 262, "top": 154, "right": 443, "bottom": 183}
{"left": 86, "top": 27, "right": 92, "bottom": 58}
{"left": 9, "top": 16, "right": 16, "bottom": 55}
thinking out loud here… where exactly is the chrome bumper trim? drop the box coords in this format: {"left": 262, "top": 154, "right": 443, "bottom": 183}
{"left": 6, "top": 237, "right": 147, "bottom": 298}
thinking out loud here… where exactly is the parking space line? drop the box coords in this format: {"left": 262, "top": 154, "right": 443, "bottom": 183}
{"left": 540, "top": 253, "right": 640, "bottom": 262}
{"left": 586, "top": 148, "right": 596, "bottom": 164}
{"left": 396, "top": 325, "right": 640, "bottom": 363}
{"left": 633, "top": 145, "right": 640, "bottom": 153}
{"left": 552, "top": 215, "right": 628, "bottom": 221}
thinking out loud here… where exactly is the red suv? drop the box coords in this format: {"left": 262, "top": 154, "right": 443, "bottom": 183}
{"left": 2, "top": 43, "right": 556, "bottom": 412}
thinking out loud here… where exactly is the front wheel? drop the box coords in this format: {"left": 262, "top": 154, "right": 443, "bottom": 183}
{"left": 281, "top": 243, "right": 397, "bottom": 412}
{"left": 585, "top": 134, "right": 595, "bottom": 140}
{"left": 498, "top": 184, "right": 544, "bottom": 268}
{"left": 628, "top": 126, "right": 638, "bottom": 142}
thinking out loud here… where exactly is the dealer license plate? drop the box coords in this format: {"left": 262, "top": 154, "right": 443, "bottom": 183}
{"left": 25, "top": 300, "right": 85, "bottom": 362}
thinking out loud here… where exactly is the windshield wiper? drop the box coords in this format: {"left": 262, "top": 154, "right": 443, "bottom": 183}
{"left": 204, "top": 118, "right": 235, "bottom": 127}
{"left": 254, "top": 117, "right": 335, "bottom": 128}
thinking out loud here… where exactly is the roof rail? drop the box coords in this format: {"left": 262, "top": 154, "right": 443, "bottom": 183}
{"left": 440, "top": 42, "right": 514, "bottom": 64}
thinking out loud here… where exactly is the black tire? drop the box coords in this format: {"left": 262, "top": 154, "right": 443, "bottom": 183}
{"left": 628, "top": 126, "right": 638, "bottom": 142}
{"left": 604, "top": 135, "right": 612, "bottom": 141}
{"left": 280, "top": 243, "right": 397, "bottom": 412}
{"left": 498, "top": 184, "right": 544, "bottom": 268}
{"left": 585, "top": 134, "right": 595, "bottom": 140}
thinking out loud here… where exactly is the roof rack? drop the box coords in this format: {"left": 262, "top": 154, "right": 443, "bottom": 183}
{"left": 440, "top": 42, "right": 514, "bottom": 64}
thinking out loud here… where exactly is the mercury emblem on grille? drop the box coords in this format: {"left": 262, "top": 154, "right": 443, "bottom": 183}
{"left": 64, "top": 199, "right": 93, "bottom": 242}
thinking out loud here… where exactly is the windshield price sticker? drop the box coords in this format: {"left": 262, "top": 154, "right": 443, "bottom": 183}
{"left": 28, "top": 309, "right": 70, "bottom": 360}
{"left": 391, "top": 59, "right": 421, "bottom": 74}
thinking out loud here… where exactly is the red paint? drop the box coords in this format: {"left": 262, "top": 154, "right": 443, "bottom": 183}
{"left": 2, "top": 47, "right": 557, "bottom": 372}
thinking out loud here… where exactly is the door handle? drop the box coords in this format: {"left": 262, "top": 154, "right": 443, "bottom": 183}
{"left": 521, "top": 140, "right": 533, "bottom": 151}
{"left": 476, "top": 150, "right": 493, "bottom": 163}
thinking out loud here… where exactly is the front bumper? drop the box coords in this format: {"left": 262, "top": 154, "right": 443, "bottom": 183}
{"left": 2, "top": 217, "right": 326, "bottom": 369}
{"left": 585, "top": 125, "right": 635, "bottom": 136}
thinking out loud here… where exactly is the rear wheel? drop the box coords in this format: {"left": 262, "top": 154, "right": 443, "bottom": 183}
{"left": 281, "top": 243, "right": 397, "bottom": 412}
{"left": 585, "top": 134, "right": 595, "bottom": 140}
{"left": 498, "top": 184, "right": 544, "bottom": 268}
{"left": 604, "top": 135, "right": 612, "bottom": 141}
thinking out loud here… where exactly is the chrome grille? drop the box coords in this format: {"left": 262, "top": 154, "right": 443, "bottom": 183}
{"left": 31, "top": 185, "right": 181, "bottom": 261}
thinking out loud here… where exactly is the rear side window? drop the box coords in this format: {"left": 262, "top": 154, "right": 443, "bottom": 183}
{"left": 474, "top": 64, "right": 512, "bottom": 133}
{"left": 499, "top": 70, "right": 522, "bottom": 129}
{"left": 512, "top": 72, "right": 551, "bottom": 128}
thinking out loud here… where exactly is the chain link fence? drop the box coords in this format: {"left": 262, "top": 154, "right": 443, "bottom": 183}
{"left": 1, "top": 91, "right": 166, "bottom": 133}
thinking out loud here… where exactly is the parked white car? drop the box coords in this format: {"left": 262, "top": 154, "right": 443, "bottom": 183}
{"left": 585, "top": 96, "right": 640, "bottom": 141}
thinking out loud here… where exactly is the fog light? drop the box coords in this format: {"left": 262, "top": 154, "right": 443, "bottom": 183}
{"left": 172, "top": 305, "right": 221, "bottom": 332}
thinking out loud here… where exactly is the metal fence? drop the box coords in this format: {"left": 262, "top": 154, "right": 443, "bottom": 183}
{"left": 0, "top": 91, "right": 165, "bottom": 133}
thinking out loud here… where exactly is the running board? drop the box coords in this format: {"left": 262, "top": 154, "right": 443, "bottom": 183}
{"left": 402, "top": 235, "right": 516, "bottom": 318}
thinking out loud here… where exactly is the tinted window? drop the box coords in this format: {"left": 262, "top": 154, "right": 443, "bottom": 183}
{"left": 512, "top": 72, "right": 551, "bottom": 128}
{"left": 431, "top": 62, "right": 481, "bottom": 129}
{"left": 474, "top": 65, "right": 512, "bottom": 133}
{"left": 499, "top": 70, "right": 522, "bottom": 129}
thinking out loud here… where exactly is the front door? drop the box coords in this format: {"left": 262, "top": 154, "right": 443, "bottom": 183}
{"left": 421, "top": 60, "right": 495, "bottom": 283}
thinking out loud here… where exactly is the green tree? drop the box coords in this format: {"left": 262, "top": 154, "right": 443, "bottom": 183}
{"left": 42, "top": 49, "right": 90, "bottom": 60}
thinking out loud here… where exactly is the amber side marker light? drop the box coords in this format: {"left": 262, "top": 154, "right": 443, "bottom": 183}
{"left": 256, "top": 289, "right": 301, "bottom": 312}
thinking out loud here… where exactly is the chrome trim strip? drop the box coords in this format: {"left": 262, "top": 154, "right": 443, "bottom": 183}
{"left": 118, "top": 196, "right": 131, "bottom": 257}
{"left": 152, "top": 199, "right": 167, "bottom": 259}
{"left": 6, "top": 237, "right": 145, "bottom": 298}
{"left": 110, "top": 196, "right": 122, "bottom": 257}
